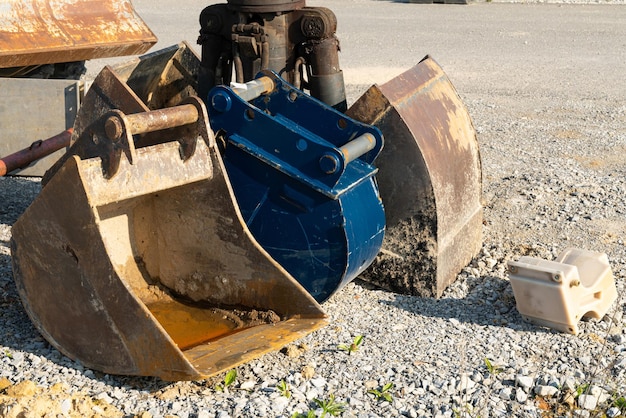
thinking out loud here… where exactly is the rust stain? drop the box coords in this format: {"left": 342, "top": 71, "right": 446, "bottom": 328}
{"left": 572, "top": 145, "right": 626, "bottom": 170}
{"left": 0, "top": 0, "right": 157, "bottom": 67}
{"left": 554, "top": 129, "right": 582, "bottom": 140}
{"left": 147, "top": 301, "right": 239, "bottom": 350}
{"left": 348, "top": 56, "right": 482, "bottom": 298}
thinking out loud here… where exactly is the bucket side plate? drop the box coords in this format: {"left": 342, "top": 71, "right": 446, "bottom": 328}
{"left": 348, "top": 56, "right": 482, "bottom": 297}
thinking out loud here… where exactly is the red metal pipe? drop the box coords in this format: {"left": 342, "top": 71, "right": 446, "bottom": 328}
{"left": 0, "top": 129, "right": 72, "bottom": 176}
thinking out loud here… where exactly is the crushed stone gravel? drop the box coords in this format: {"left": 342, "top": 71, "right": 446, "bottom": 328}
{"left": 1, "top": 1, "right": 626, "bottom": 417}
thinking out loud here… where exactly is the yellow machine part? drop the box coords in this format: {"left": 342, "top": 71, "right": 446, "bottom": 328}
{"left": 10, "top": 45, "right": 326, "bottom": 381}
{"left": 0, "top": 0, "right": 157, "bottom": 68}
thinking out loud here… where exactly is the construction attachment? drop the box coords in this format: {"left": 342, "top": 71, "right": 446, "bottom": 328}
{"left": 208, "top": 71, "right": 386, "bottom": 302}
{"left": 10, "top": 54, "right": 326, "bottom": 381}
{"left": 197, "top": 0, "right": 483, "bottom": 297}
{"left": 508, "top": 248, "right": 618, "bottom": 335}
{"left": 198, "top": 0, "right": 347, "bottom": 110}
{"left": 41, "top": 42, "right": 386, "bottom": 303}
{"left": 347, "top": 56, "right": 483, "bottom": 297}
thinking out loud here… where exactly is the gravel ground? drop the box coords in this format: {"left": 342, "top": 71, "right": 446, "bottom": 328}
{"left": 2, "top": 1, "right": 626, "bottom": 417}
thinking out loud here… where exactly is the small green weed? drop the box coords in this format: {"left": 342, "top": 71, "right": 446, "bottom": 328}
{"left": 314, "top": 394, "right": 347, "bottom": 417}
{"left": 453, "top": 404, "right": 481, "bottom": 418}
{"left": 338, "top": 335, "right": 363, "bottom": 355}
{"left": 215, "top": 369, "right": 237, "bottom": 392}
{"left": 277, "top": 379, "right": 291, "bottom": 398}
{"left": 613, "top": 394, "right": 626, "bottom": 409}
{"left": 368, "top": 382, "right": 394, "bottom": 402}
{"left": 575, "top": 383, "right": 590, "bottom": 398}
{"left": 291, "top": 411, "right": 316, "bottom": 418}
{"left": 484, "top": 358, "right": 502, "bottom": 376}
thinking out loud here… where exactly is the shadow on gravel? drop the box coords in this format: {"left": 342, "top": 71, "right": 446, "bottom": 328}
{"left": 374, "top": 276, "right": 555, "bottom": 334}
{"left": 0, "top": 177, "right": 40, "bottom": 225}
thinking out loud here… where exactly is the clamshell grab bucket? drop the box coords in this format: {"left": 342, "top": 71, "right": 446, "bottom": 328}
{"left": 347, "top": 56, "right": 483, "bottom": 297}
{"left": 10, "top": 53, "right": 326, "bottom": 380}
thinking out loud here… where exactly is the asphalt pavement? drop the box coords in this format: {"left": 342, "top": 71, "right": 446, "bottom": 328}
{"left": 88, "top": 0, "right": 626, "bottom": 103}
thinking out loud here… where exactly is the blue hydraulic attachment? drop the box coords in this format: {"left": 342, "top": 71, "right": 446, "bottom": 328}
{"left": 206, "top": 71, "right": 385, "bottom": 302}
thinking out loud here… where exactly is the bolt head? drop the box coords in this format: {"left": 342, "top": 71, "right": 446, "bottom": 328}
{"left": 105, "top": 116, "right": 123, "bottom": 142}
{"left": 319, "top": 153, "right": 340, "bottom": 174}
{"left": 211, "top": 92, "right": 232, "bottom": 113}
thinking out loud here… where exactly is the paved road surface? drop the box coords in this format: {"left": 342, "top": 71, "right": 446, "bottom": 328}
{"left": 88, "top": 0, "right": 626, "bottom": 103}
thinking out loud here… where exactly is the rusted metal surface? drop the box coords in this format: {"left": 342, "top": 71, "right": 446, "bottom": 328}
{"left": 117, "top": 104, "right": 200, "bottom": 136}
{"left": 0, "top": 129, "right": 71, "bottom": 176}
{"left": 110, "top": 42, "right": 201, "bottom": 110}
{"left": 198, "top": 4, "right": 346, "bottom": 110}
{"left": 347, "top": 56, "right": 483, "bottom": 297}
{"left": 44, "top": 43, "right": 202, "bottom": 183}
{"left": 0, "top": 0, "right": 157, "bottom": 68}
{"left": 11, "top": 55, "right": 327, "bottom": 380}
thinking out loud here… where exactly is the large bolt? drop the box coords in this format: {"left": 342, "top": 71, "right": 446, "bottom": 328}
{"left": 105, "top": 116, "right": 123, "bottom": 142}
{"left": 211, "top": 92, "right": 232, "bottom": 113}
{"left": 319, "top": 153, "right": 340, "bottom": 174}
{"left": 301, "top": 16, "right": 325, "bottom": 38}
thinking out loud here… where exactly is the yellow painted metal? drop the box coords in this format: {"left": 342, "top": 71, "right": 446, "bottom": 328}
{"left": 0, "top": 0, "right": 157, "bottom": 68}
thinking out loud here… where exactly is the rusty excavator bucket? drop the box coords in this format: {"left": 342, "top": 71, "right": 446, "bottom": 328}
{"left": 347, "top": 56, "right": 483, "bottom": 298}
{"left": 10, "top": 45, "right": 326, "bottom": 381}
{"left": 0, "top": 0, "right": 157, "bottom": 71}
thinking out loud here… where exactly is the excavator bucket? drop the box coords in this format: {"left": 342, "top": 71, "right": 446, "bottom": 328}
{"left": 0, "top": 0, "right": 157, "bottom": 70}
{"left": 10, "top": 46, "right": 326, "bottom": 381}
{"left": 347, "top": 56, "right": 483, "bottom": 298}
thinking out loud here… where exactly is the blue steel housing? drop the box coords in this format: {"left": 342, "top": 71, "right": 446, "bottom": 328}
{"left": 206, "top": 72, "right": 385, "bottom": 302}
